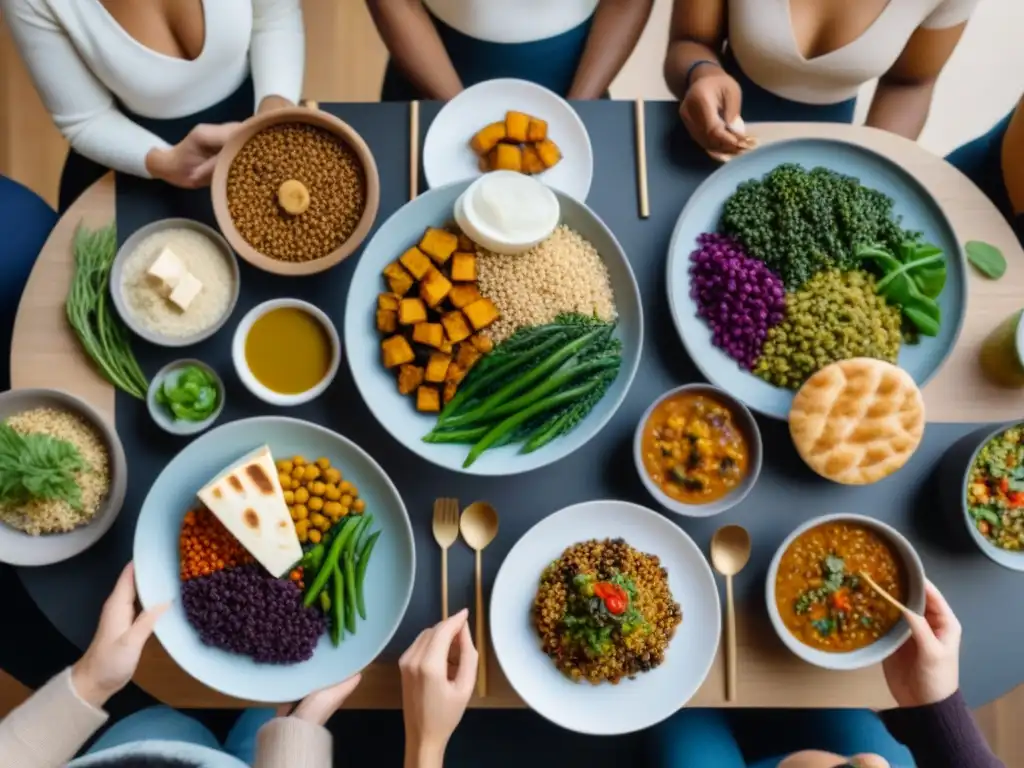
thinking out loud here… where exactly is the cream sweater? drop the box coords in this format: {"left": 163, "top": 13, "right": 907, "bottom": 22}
{"left": 0, "top": 669, "right": 332, "bottom": 768}
{"left": 0, "top": 0, "right": 305, "bottom": 178}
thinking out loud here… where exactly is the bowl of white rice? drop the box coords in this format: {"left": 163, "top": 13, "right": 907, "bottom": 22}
{"left": 112, "top": 218, "right": 240, "bottom": 347}
{"left": 0, "top": 388, "right": 127, "bottom": 566}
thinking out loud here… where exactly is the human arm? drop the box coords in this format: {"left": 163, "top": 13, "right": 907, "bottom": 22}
{"left": 250, "top": 0, "right": 305, "bottom": 114}
{"left": 880, "top": 581, "right": 1004, "bottom": 767}
{"left": 566, "top": 0, "right": 654, "bottom": 99}
{"left": 365, "top": 0, "right": 463, "bottom": 100}
{"left": 663, "top": 0, "right": 744, "bottom": 154}
{"left": 253, "top": 675, "right": 361, "bottom": 768}
{"left": 401, "top": 610, "right": 478, "bottom": 768}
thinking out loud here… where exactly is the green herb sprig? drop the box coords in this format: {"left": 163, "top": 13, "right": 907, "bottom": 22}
{"left": 0, "top": 424, "right": 90, "bottom": 510}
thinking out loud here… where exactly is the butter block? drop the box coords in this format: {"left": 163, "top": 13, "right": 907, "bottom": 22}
{"left": 147, "top": 247, "right": 186, "bottom": 295}
{"left": 168, "top": 271, "right": 203, "bottom": 312}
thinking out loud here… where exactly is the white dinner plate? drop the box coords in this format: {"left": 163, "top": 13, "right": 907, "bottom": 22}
{"left": 422, "top": 78, "right": 593, "bottom": 201}
{"left": 490, "top": 500, "right": 721, "bottom": 735}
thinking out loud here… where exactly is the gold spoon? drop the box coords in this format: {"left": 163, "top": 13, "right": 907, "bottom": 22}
{"left": 460, "top": 501, "right": 499, "bottom": 697}
{"left": 710, "top": 524, "right": 752, "bottom": 703}
{"left": 859, "top": 571, "right": 912, "bottom": 615}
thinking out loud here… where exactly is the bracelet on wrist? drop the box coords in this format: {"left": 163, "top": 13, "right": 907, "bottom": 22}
{"left": 684, "top": 59, "right": 722, "bottom": 93}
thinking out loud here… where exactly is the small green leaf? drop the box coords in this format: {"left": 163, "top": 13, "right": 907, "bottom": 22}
{"left": 965, "top": 241, "right": 1006, "bottom": 279}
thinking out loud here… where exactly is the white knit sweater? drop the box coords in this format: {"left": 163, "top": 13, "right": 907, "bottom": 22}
{"left": 0, "top": 0, "right": 305, "bottom": 177}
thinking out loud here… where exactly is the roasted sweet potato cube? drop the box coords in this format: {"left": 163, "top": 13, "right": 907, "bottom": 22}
{"left": 439, "top": 337, "right": 453, "bottom": 354}
{"left": 376, "top": 309, "right": 398, "bottom": 334}
{"left": 448, "top": 284, "right": 482, "bottom": 309}
{"left": 381, "top": 335, "right": 415, "bottom": 368}
{"left": 469, "top": 334, "right": 494, "bottom": 354}
{"left": 412, "top": 322, "right": 444, "bottom": 349}
{"left": 445, "top": 363, "right": 466, "bottom": 385}
{"left": 378, "top": 292, "right": 400, "bottom": 311}
{"left": 463, "top": 298, "right": 500, "bottom": 330}
{"left": 416, "top": 385, "right": 441, "bottom": 413}
{"left": 399, "top": 246, "right": 433, "bottom": 279}
{"left": 470, "top": 121, "right": 506, "bottom": 155}
{"left": 419, "top": 228, "right": 458, "bottom": 264}
{"left": 456, "top": 343, "right": 482, "bottom": 371}
{"left": 397, "top": 364, "right": 425, "bottom": 395}
{"left": 493, "top": 143, "right": 522, "bottom": 173}
{"left": 457, "top": 233, "right": 475, "bottom": 252}
{"left": 419, "top": 268, "right": 452, "bottom": 308}
{"left": 450, "top": 252, "right": 476, "bottom": 282}
{"left": 441, "top": 311, "right": 472, "bottom": 344}
{"left": 505, "top": 111, "right": 529, "bottom": 143}
{"left": 536, "top": 139, "right": 562, "bottom": 169}
{"left": 425, "top": 352, "right": 451, "bottom": 383}
{"left": 383, "top": 262, "right": 414, "bottom": 296}
{"left": 521, "top": 144, "right": 545, "bottom": 175}
{"left": 398, "top": 297, "right": 427, "bottom": 325}
{"left": 527, "top": 118, "right": 548, "bottom": 142}
{"left": 443, "top": 380, "right": 459, "bottom": 404}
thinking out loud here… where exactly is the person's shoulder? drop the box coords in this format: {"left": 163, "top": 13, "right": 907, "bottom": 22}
{"left": 0, "top": 0, "right": 61, "bottom": 26}
{"left": 921, "top": 0, "right": 982, "bottom": 29}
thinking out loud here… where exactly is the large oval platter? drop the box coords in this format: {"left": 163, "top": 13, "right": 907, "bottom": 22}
{"left": 134, "top": 417, "right": 415, "bottom": 702}
{"left": 666, "top": 138, "right": 966, "bottom": 420}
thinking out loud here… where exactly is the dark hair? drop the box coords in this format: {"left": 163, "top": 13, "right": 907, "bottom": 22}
{"left": 82, "top": 758, "right": 203, "bottom": 768}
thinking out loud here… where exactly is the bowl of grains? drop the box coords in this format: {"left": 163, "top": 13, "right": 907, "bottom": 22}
{"left": 212, "top": 108, "right": 380, "bottom": 276}
{"left": 112, "top": 218, "right": 240, "bottom": 347}
{"left": 0, "top": 388, "right": 127, "bottom": 566}
{"left": 344, "top": 179, "right": 642, "bottom": 476}
{"left": 490, "top": 499, "right": 720, "bottom": 735}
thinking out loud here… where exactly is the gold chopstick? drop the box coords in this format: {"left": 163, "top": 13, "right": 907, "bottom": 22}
{"left": 410, "top": 100, "right": 420, "bottom": 201}
{"left": 634, "top": 99, "right": 650, "bottom": 219}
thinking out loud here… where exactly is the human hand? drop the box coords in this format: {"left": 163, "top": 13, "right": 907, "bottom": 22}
{"left": 71, "top": 563, "right": 169, "bottom": 708}
{"left": 257, "top": 95, "right": 294, "bottom": 115}
{"left": 146, "top": 123, "right": 241, "bottom": 189}
{"left": 679, "top": 67, "right": 746, "bottom": 156}
{"left": 883, "top": 580, "right": 961, "bottom": 708}
{"left": 399, "top": 609, "right": 477, "bottom": 764}
{"left": 283, "top": 674, "right": 362, "bottom": 726}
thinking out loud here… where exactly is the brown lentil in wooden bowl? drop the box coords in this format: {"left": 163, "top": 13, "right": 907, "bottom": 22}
{"left": 212, "top": 108, "right": 380, "bottom": 276}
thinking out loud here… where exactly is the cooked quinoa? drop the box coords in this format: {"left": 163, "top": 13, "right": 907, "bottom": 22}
{"left": 533, "top": 538, "right": 681, "bottom": 684}
{"left": 967, "top": 425, "right": 1024, "bottom": 551}
{"left": 477, "top": 226, "right": 617, "bottom": 343}
{"left": 0, "top": 408, "right": 110, "bottom": 535}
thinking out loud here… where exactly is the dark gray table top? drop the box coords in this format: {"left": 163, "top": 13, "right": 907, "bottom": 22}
{"left": 18, "top": 101, "right": 1023, "bottom": 709}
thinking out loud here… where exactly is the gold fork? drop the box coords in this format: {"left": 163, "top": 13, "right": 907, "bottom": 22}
{"left": 432, "top": 498, "right": 460, "bottom": 619}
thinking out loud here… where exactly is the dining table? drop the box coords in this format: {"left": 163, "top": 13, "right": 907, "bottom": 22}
{"left": 9, "top": 101, "right": 1024, "bottom": 711}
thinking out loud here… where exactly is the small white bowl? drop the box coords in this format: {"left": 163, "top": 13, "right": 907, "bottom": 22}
{"left": 147, "top": 359, "right": 225, "bottom": 436}
{"left": 633, "top": 384, "right": 762, "bottom": 518}
{"left": 232, "top": 298, "right": 341, "bottom": 407}
{"left": 454, "top": 172, "right": 559, "bottom": 255}
{"left": 766, "top": 513, "right": 926, "bottom": 671}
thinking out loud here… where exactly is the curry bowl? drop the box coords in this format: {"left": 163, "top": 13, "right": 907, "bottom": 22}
{"left": 231, "top": 298, "right": 341, "bottom": 407}
{"left": 634, "top": 384, "right": 762, "bottom": 518}
{"left": 766, "top": 513, "right": 926, "bottom": 671}
{"left": 211, "top": 107, "right": 380, "bottom": 277}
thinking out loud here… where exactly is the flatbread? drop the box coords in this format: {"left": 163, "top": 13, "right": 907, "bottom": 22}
{"left": 789, "top": 358, "right": 925, "bottom": 485}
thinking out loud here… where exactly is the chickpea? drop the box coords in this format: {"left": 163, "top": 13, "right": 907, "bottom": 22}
{"left": 293, "top": 504, "right": 309, "bottom": 520}
{"left": 277, "top": 459, "right": 294, "bottom": 474}
{"left": 340, "top": 494, "right": 353, "bottom": 507}
{"left": 324, "top": 501, "right": 343, "bottom": 518}
{"left": 308, "top": 528, "right": 321, "bottom": 544}
{"left": 304, "top": 465, "right": 321, "bottom": 482}
{"left": 278, "top": 472, "right": 292, "bottom": 490}
{"left": 293, "top": 455, "right": 307, "bottom": 467}
{"left": 311, "top": 481, "right": 327, "bottom": 497}
{"left": 352, "top": 498, "right": 366, "bottom": 514}
{"left": 294, "top": 519, "right": 310, "bottom": 537}
{"left": 308, "top": 496, "right": 324, "bottom": 512}
{"left": 309, "top": 512, "right": 327, "bottom": 528}
{"left": 324, "top": 467, "right": 341, "bottom": 485}
{"left": 291, "top": 465, "right": 305, "bottom": 480}
{"left": 316, "top": 457, "right": 331, "bottom": 470}
{"left": 283, "top": 490, "right": 295, "bottom": 505}
{"left": 316, "top": 515, "right": 332, "bottom": 532}
{"left": 294, "top": 487, "right": 310, "bottom": 504}
{"left": 339, "top": 480, "right": 354, "bottom": 495}
{"left": 325, "top": 484, "right": 341, "bottom": 501}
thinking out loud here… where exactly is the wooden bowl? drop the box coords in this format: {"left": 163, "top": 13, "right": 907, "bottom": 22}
{"left": 211, "top": 107, "right": 380, "bottom": 276}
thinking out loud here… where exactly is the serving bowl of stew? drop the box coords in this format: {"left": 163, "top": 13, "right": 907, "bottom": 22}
{"left": 633, "top": 383, "right": 762, "bottom": 517}
{"left": 766, "top": 514, "right": 925, "bottom": 671}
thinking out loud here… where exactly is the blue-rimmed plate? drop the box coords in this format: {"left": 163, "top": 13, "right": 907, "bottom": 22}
{"left": 666, "top": 138, "right": 966, "bottom": 420}
{"left": 344, "top": 180, "right": 642, "bottom": 476}
{"left": 133, "top": 416, "right": 415, "bottom": 702}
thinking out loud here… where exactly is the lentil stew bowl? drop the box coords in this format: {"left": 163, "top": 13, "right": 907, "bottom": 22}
{"left": 212, "top": 107, "right": 380, "bottom": 277}
{"left": 766, "top": 513, "right": 925, "bottom": 671}
{"left": 490, "top": 500, "right": 720, "bottom": 735}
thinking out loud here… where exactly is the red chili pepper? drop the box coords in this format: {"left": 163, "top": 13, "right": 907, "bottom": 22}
{"left": 1010, "top": 492, "right": 1024, "bottom": 508}
{"left": 1000, "top": 477, "right": 1010, "bottom": 494}
{"left": 593, "top": 582, "right": 628, "bottom": 615}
